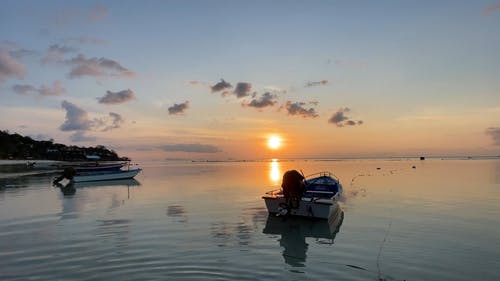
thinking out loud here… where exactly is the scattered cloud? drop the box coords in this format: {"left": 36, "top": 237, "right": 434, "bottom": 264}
{"left": 232, "top": 82, "right": 252, "bottom": 98}
{"left": 243, "top": 92, "right": 278, "bottom": 109}
{"left": 305, "top": 80, "right": 328, "bottom": 87}
{"left": 283, "top": 101, "right": 319, "bottom": 118}
{"left": 482, "top": 3, "right": 500, "bottom": 16}
{"left": 13, "top": 81, "right": 65, "bottom": 96}
{"left": 59, "top": 100, "right": 123, "bottom": 133}
{"left": 60, "top": 100, "right": 93, "bottom": 131}
{"left": 101, "top": 112, "right": 124, "bottom": 131}
{"left": 29, "top": 134, "right": 52, "bottom": 141}
{"left": 486, "top": 127, "right": 500, "bottom": 145}
{"left": 161, "top": 143, "right": 221, "bottom": 153}
{"left": 188, "top": 80, "right": 211, "bottom": 88}
{"left": 70, "top": 131, "right": 96, "bottom": 142}
{"left": 66, "top": 54, "right": 135, "bottom": 79}
{"left": 0, "top": 41, "right": 35, "bottom": 58}
{"left": 98, "top": 89, "right": 135, "bottom": 104}
{"left": 42, "top": 44, "right": 76, "bottom": 64}
{"left": 0, "top": 50, "right": 25, "bottom": 83}
{"left": 211, "top": 79, "right": 232, "bottom": 93}
{"left": 328, "top": 107, "right": 363, "bottom": 127}
{"left": 168, "top": 101, "right": 190, "bottom": 115}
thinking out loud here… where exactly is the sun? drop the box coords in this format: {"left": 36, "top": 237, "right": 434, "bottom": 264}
{"left": 268, "top": 136, "right": 282, "bottom": 149}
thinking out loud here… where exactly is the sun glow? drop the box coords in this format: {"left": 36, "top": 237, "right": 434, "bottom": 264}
{"left": 268, "top": 136, "right": 282, "bottom": 149}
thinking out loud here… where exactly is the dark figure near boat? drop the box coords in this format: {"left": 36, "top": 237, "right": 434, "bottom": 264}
{"left": 281, "top": 170, "right": 305, "bottom": 210}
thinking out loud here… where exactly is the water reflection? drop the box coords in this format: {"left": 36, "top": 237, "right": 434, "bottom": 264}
{"left": 263, "top": 212, "right": 343, "bottom": 267}
{"left": 269, "top": 159, "right": 281, "bottom": 184}
{"left": 166, "top": 204, "right": 188, "bottom": 223}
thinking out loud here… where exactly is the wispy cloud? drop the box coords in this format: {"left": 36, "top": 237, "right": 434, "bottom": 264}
{"left": 64, "top": 36, "right": 107, "bottom": 45}
{"left": 42, "top": 44, "right": 76, "bottom": 64}
{"left": 60, "top": 100, "right": 124, "bottom": 133}
{"left": 305, "top": 80, "right": 328, "bottom": 87}
{"left": 88, "top": 4, "right": 108, "bottom": 21}
{"left": 482, "top": 3, "right": 500, "bottom": 16}
{"left": 283, "top": 101, "right": 319, "bottom": 118}
{"left": 66, "top": 54, "right": 135, "bottom": 79}
{"left": 13, "top": 81, "right": 65, "bottom": 96}
{"left": 328, "top": 107, "right": 363, "bottom": 127}
{"left": 168, "top": 101, "right": 190, "bottom": 115}
{"left": 211, "top": 79, "right": 232, "bottom": 93}
{"left": 0, "top": 41, "right": 35, "bottom": 58}
{"left": 243, "top": 92, "right": 278, "bottom": 109}
{"left": 189, "top": 80, "right": 211, "bottom": 88}
{"left": 0, "top": 50, "right": 25, "bottom": 83}
{"left": 486, "top": 127, "right": 500, "bottom": 145}
{"left": 160, "top": 143, "right": 221, "bottom": 153}
{"left": 98, "top": 89, "right": 135, "bottom": 104}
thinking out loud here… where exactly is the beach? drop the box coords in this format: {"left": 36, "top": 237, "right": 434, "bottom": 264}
{"left": 1, "top": 158, "right": 499, "bottom": 280}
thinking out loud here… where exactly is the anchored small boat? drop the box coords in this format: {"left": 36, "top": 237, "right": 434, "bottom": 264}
{"left": 262, "top": 170, "right": 343, "bottom": 219}
{"left": 71, "top": 168, "right": 141, "bottom": 183}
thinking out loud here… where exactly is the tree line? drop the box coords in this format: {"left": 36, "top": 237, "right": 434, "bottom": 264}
{"left": 0, "top": 130, "right": 128, "bottom": 161}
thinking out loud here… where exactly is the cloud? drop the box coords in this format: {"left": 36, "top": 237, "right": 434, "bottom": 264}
{"left": 233, "top": 82, "right": 252, "bottom": 98}
{"left": 70, "top": 131, "right": 96, "bottom": 142}
{"left": 0, "top": 41, "right": 35, "bottom": 58}
{"left": 59, "top": 100, "right": 123, "bottom": 132}
{"left": 60, "top": 100, "right": 92, "bottom": 131}
{"left": 482, "top": 3, "right": 500, "bottom": 16}
{"left": 13, "top": 81, "right": 65, "bottom": 96}
{"left": 244, "top": 92, "right": 278, "bottom": 109}
{"left": 328, "top": 107, "right": 363, "bottom": 127}
{"left": 42, "top": 44, "right": 76, "bottom": 64}
{"left": 101, "top": 112, "right": 124, "bottom": 131}
{"left": 64, "top": 36, "right": 107, "bottom": 45}
{"left": 486, "top": 127, "right": 500, "bottom": 145}
{"left": 98, "top": 89, "right": 135, "bottom": 104}
{"left": 188, "top": 80, "right": 211, "bottom": 88}
{"left": 283, "top": 101, "right": 319, "bottom": 118}
{"left": 0, "top": 50, "right": 25, "bottom": 83}
{"left": 305, "top": 80, "right": 328, "bottom": 87}
{"left": 29, "top": 134, "right": 52, "bottom": 141}
{"left": 66, "top": 54, "right": 135, "bottom": 79}
{"left": 12, "top": 84, "right": 37, "bottom": 95}
{"left": 211, "top": 79, "right": 232, "bottom": 93}
{"left": 168, "top": 101, "right": 190, "bottom": 115}
{"left": 161, "top": 143, "right": 221, "bottom": 153}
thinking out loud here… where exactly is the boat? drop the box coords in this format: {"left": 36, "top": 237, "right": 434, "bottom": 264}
{"left": 71, "top": 168, "right": 141, "bottom": 183}
{"left": 73, "top": 162, "right": 127, "bottom": 172}
{"left": 262, "top": 171, "right": 343, "bottom": 219}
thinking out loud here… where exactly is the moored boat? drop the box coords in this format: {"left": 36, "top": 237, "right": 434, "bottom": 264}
{"left": 262, "top": 171, "right": 343, "bottom": 219}
{"left": 71, "top": 168, "right": 142, "bottom": 183}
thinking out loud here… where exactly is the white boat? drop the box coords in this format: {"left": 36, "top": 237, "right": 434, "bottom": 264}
{"left": 262, "top": 171, "right": 343, "bottom": 219}
{"left": 71, "top": 168, "right": 142, "bottom": 183}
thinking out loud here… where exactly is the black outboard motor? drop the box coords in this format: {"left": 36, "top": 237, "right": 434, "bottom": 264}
{"left": 281, "top": 170, "right": 305, "bottom": 211}
{"left": 53, "top": 167, "right": 77, "bottom": 185}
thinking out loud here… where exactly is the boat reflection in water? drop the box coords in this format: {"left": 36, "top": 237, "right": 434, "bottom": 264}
{"left": 263, "top": 210, "right": 344, "bottom": 267}
{"left": 54, "top": 178, "right": 141, "bottom": 196}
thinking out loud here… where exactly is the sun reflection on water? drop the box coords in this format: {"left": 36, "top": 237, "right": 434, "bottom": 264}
{"left": 270, "top": 159, "right": 281, "bottom": 184}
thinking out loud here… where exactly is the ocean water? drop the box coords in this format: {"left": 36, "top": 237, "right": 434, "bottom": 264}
{"left": 0, "top": 159, "right": 499, "bottom": 280}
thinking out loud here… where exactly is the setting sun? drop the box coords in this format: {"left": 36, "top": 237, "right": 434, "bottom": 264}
{"left": 268, "top": 136, "right": 282, "bottom": 150}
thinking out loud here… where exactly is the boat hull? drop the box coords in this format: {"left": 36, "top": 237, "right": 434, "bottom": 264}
{"left": 72, "top": 169, "right": 141, "bottom": 183}
{"left": 262, "top": 195, "right": 341, "bottom": 219}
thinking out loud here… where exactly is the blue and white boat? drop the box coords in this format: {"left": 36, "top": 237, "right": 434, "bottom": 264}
{"left": 263, "top": 171, "right": 343, "bottom": 220}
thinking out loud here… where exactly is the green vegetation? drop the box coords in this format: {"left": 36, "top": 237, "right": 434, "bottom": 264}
{"left": 0, "top": 130, "right": 128, "bottom": 161}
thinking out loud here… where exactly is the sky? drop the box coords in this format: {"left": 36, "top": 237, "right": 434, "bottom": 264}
{"left": 1, "top": 0, "right": 499, "bottom": 161}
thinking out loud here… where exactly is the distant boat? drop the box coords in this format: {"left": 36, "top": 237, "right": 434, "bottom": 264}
{"left": 263, "top": 171, "right": 343, "bottom": 219}
{"left": 71, "top": 168, "right": 142, "bottom": 183}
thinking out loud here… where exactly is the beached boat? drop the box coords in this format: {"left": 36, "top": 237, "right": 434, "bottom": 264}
{"left": 71, "top": 168, "right": 142, "bottom": 183}
{"left": 262, "top": 171, "right": 343, "bottom": 219}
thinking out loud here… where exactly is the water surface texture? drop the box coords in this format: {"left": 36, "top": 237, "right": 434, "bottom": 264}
{"left": 1, "top": 159, "right": 499, "bottom": 280}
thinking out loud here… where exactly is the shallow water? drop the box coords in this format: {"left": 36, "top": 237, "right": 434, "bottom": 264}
{"left": 1, "top": 159, "right": 499, "bottom": 280}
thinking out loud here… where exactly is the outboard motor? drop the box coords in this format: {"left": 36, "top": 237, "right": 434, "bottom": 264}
{"left": 280, "top": 170, "right": 305, "bottom": 211}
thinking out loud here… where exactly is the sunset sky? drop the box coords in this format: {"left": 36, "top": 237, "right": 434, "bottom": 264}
{"left": 1, "top": 1, "right": 499, "bottom": 160}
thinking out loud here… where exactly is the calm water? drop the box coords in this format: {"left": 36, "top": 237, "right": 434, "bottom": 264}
{"left": 1, "top": 159, "right": 499, "bottom": 280}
